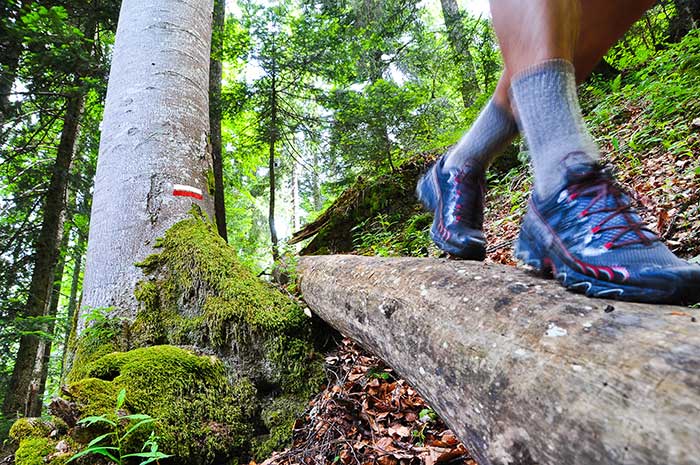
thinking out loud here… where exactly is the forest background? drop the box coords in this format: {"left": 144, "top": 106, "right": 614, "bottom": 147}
{"left": 0, "top": 0, "right": 699, "bottom": 457}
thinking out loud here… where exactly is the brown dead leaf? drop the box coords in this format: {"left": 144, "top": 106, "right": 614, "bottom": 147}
{"left": 387, "top": 424, "right": 411, "bottom": 438}
{"left": 377, "top": 456, "right": 398, "bottom": 465}
{"left": 375, "top": 437, "right": 395, "bottom": 452}
{"left": 657, "top": 209, "right": 670, "bottom": 232}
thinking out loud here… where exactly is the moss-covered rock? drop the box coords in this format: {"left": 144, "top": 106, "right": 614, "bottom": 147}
{"left": 252, "top": 395, "right": 308, "bottom": 459}
{"left": 290, "top": 153, "right": 439, "bottom": 257}
{"left": 8, "top": 418, "right": 52, "bottom": 443}
{"left": 64, "top": 345, "right": 254, "bottom": 463}
{"left": 129, "top": 207, "right": 325, "bottom": 394}
{"left": 58, "top": 209, "right": 326, "bottom": 464}
{"left": 14, "top": 438, "right": 55, "bottom": 465}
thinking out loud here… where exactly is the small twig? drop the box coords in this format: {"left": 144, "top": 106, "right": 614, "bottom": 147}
{"left": 486, "top": 238, "right": 515, "bottom": 254}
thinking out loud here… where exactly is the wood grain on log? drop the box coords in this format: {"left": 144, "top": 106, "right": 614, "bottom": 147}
{"left": 298, "top": 255, "right": 700, "bottom": 465}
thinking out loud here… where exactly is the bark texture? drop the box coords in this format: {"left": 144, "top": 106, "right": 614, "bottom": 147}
{"left": 1, "top": 93, "right": 83, "bottom": 420}
{"left": 27, "top": 224, "right": 70, "bottom": 416}
{"left": 299, "top": 255, "right": 700, "bottom": 465}
{"left": 210, "top": 0, "right": 228, "bottom": 242}
{"left": 268, "top": 69, "right": 280, "bottom": 262}
{"left": 670, "top": 0, "right": 700, "bottom": 41}
{"left": 81, "top": 0, "right": 215, "bottom": 325}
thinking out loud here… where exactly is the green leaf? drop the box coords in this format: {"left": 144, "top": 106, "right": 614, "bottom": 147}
{"left": 121, "top": 413, "right": 152, "bottom": 421}
{"left": 66, "top": 446, "right": 119, "bottom": 463}
{"left": 116, "top": 388, "right": 127, "bottom": 410}
{"left": 77, "top": 415, "right": 117, "bottom": 427}
{"left": 122, "top": 451, "right": 172, "bottom": 463}
{"left": 87, "top": 432, "right": 115, "bottom": 448}
{"left": 121, "top": 418, "right": 155, "bottom": 440}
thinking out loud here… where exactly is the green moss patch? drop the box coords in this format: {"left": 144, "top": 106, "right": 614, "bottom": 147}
{"left": 65, "top": 345, "right": 253, "bottom": 463}
{"left": 14, "top": 437, "right": 55, "bottom": 465}
{"left": 290, "top": 153, "right": 439, "bottom": 257}
{"left": 60, "top": 208, "right": 325, "bottom": 464}
{"left": 130, "top": 208, "right": 325, "bottom": 397}
{"left": 8, "top": 418, "right": 52, "bottom": 443}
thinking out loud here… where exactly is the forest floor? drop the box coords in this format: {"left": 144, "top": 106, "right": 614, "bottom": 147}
{"left": 260, "top": 338, "right": 474, "bottom": 465}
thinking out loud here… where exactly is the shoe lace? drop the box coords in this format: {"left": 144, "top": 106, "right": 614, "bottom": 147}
{"left": 566, "top": 166, "right": 658, "bottom": 250}
{"left": 452, "top": 169, "right": 484, "bottom": 227}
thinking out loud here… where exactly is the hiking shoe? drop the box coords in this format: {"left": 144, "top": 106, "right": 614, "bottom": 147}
{"left": 416, "top": 157, "right": 486, "bottom": 260}
{"left": 515, "top": 162, "right": 700, "bottom": 304}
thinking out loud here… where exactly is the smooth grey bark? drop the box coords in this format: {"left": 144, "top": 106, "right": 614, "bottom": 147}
{"left": 1, "top": 92, "right": 84, "bottom": 420}
{"left": 299, "top": 255, "right": 700, "bottom": 465}
{"left": 440, "top": 0, "right": 480, "bottom": 108}
{"left": 81, "top": 0, "right": 216, "bottom": 328}
{"left": 210, "top": 0, "right": 228, "bottom": 242}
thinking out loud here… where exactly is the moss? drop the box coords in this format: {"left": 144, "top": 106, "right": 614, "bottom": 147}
{"left": 65, "top": 315, "right": 127, "bottom": 383}
{"left": 9, "top": 418, "right": 51, "bottom": 442}
{"left": 64, "top": 208, "right": 325, "bottom": 463}
{"left": 65, "top": 345, "right": 254, "bottom": 463}
{"left": 15, "top": 437, "right": 55, "bottom": 465}
{"left": 206, "top": 169, "right": 216, "bottom": 195}
{"left": 298, "top": 153, "right": 438, "bottom": 256}
{"left": 252, "top": 396, "right": 307, "bottom": 460}
{"left": 131, "top": 207, "right": 324, "bottom": 397}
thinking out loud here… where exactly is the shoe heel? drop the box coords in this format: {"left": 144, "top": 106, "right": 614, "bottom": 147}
{"left": 514, "top": 228, "right": 546, "bottom": 271}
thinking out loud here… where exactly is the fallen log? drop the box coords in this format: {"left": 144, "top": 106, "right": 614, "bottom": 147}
{"left": 298, "top": 255, "right": 700, "bottom": 465}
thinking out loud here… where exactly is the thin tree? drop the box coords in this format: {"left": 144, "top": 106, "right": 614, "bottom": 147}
{"left": 1, "top": 87, "right": 85, "bottom": 420}
{"left": 210, "top": 0, "right": 228, "bottom": 242}
{"left": 268, "top": 52, "right": 280, "bottom": 262}
{"left": 27, "top": 221, "right": 71, "bottom": 416}
{"left": 440, "top": 0, "right": 480, "bottom": 108}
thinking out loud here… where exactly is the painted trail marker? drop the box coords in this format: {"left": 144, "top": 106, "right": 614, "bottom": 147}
{"left": 173, "top": 184, "right": 203, "bottom": 200}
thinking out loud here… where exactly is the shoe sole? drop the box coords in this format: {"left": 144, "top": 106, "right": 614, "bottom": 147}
{"left": 515, "top": 222, "right": 700, "bottom": 305}
{"left": 416, "top": 169, "right": 486, "bottom": 261}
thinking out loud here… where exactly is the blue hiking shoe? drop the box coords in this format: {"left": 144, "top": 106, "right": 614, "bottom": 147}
{"left": 515, "top": 162, "right": 700, "bottom": 304}
{"left": 416, "top": 157, "right": 486, "bottom": 260}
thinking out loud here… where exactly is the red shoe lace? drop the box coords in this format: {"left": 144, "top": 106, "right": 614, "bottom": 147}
{"left": 567, "top": 167, "right": 658, "bottom": 250}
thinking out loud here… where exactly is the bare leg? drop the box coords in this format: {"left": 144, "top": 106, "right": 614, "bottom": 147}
{"left": 489, "top": 0, "right": 700, "bottom": 305}
{"left": 492, "top": 0, "right": 657, "bottom": 111}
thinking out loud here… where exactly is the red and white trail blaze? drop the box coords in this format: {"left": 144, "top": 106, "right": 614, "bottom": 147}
{"left": 172, "top": 184, "right": 203, "bottom": 200}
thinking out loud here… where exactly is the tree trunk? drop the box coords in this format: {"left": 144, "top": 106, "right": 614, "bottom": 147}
{"left": 210, "top": 0, "right": 228, "bottom": 242}
{"left": 291, "top": 158, "right": 300, "bottom": 231}
{"left": 669, "top": 0, "right": 700, "bottom": 42}
{"left": 28, "top": 224, "right": 71, "bottom": 417}
{"left": 1, "top": 92, "right": 84, "bottom": 420}
{"left": 268, "top": 71, "right": 280, "bottom": 262}
{"left": 299, "top": 255, "right": 700, "bottom": 465}
{"left": 440, "top": 0, "right": 480, "bottom": 108}
{"left": 81, "top": 0, "right": 215, "bottom": 328}
{"left": 312, "top": 151, "right": 322, "bottom": 212}
{"left": 60, "top": 231, "right": 85, "bottom": 378}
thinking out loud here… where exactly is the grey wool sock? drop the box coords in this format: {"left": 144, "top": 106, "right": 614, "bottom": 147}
{"left": 510, "top": 59, "right": 599, "bottom": 199}
{"left": 442, "top": 99, "right": 518, "bottom": 172}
